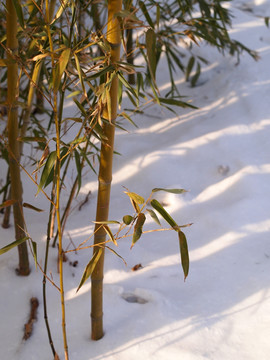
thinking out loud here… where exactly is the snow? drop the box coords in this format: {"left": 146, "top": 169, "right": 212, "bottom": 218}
{"left": 1, "top": 1, "right": 270, "bottom": 359}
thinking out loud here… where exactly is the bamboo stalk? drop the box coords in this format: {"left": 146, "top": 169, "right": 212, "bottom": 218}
{"left": 91, "top": 0, "right": 122, "bottom": 341}
{"left": 6, "top": 0, "right": 30, "bottom": 275}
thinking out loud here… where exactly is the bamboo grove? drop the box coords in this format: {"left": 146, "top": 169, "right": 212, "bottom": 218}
{"left": 0, "top": 0, "right": 258, "bottom": 358}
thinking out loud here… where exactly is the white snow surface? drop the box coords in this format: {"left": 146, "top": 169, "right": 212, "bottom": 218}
{"left": 1, "top": 2, "right": 270, "bottom": 359}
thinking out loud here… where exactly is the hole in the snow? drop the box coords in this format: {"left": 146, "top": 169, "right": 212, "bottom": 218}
{"left": 122, "top": 293, "right": 148, "bottom": 304}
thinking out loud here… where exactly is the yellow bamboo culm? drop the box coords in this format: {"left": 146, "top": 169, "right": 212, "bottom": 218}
{"left": 91, "top": 0, "right": 122, "bottom": 341}
{"left": 6, "top": 0, "right": 30, "bottom": 275}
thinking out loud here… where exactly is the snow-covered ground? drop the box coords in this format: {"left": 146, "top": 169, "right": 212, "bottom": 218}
{"left": 1, "top": 1, "right": 270, "bottom": 359}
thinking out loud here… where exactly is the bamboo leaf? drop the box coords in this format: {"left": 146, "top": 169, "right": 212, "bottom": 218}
{"left": 37, "top": 151, "right": 57, "bottom": 193}
{"left": 118, "top": 78, "right": 123, "bottom": 107}
{"left": 11, "top": 0, "right": 24, "bottom": 28}
{"left": 18, "top": 136, "right": 47, "bottom": 143}
{"left": 131, "top": 213, "right": 146, "bottom": 248}
{"left": 0, "top": 237, "right": 29, "bottom": 255}
{"left": 74, "top": 53, "right": 86, "bottom": 96}
{"left": 120, "top": 112, "right": 138, "bottom": 128}
{"left": 125, "top": 191, "right": 145, "bottom": 205}
{"left": 54, "top": 48, "right": 71, "bottom": 91}
{"left": 146, "top": 208, "right": 161, "bottom": 226}
{"left": 139, "top": 1, "right": 154, "bottom": 28}
{"left": 23, "top": 202, "right": 44, "bottom": 212}
{"left": 74, "top": 150, "right": 81, "bottom": 194}
{"left": 31, "top": 240, "right": 38, "bottom": 269}
{"left": 87, "top": 65, "right": 114, "bottom": 81}
{"left": 152, "top": 188, "right": 187, "bottom": 194}
{"left": 178, "top": 231, "right": 189, "bottom": 280}
{"left": 117, "top": 72, "right": 138, "bottom": 99}
{"left": 159, "top": 97, "right": 197, "bottom": 109}
{"left": 103, "top": 225, "right": 117, "bottom": 246}
{"left": 76, "top": 248, "right": 103, "bottom": 292}
{"left": 52, "top": 0, "right": 69, "bottom": 24}
{"left": 0, "top": 199, "right": 17, "bottom": 209}
{"left": 105, "top": 246, "right": 127, "bottom": 265}
{"left": 146, "top": 28, "right": 157, "bottom": 80}
{"left": 151, "top": 199, "right": 178, "bottom": 229}
{"left": 130, "top": 198, "right": 140, "bottom": 213}
{"left": 123, "top": 215, "right": 133, "bottom": 225}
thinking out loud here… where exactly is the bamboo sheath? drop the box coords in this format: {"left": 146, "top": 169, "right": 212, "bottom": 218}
{"left": 6, "top": 0, "right": 30, "bottom": 275}
{"left": 91, "top": 0, "right": 122, "bottom": 340}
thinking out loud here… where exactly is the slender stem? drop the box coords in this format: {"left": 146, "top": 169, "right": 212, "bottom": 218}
{"left": 43, "top": 183, "right": 58, "bottom": 358}
{"left": 54, "top": 92, "right": 69, "bottom": 359}
{"left": 91, "top": 0, "right": 122, "bottom": 341}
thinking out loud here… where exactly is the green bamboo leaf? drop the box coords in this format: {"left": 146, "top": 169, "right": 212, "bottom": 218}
{"left": 139, "top": 1, "right": 154, "bottom": 28}
{"left": 0, "top": 237, "right": 29, "bottom": 255}
{"left": 123, "top": 215, "right": 133, "bottom": 225}
{"left": 67, "top": 90, "right": 82, "bottom": 98}
{"left": 103, "top": 225, "right": 117, "bottom": 246}
{"left": 73, "top": 98, "right": 87, "bottom": 116}
{"left": 117, "top": 72, "right": 138, "bottom": 99}
{"left": 54, "top": 48, "right": 71, "bottom": 91}
{"left": 120, "top": 112, "right": 138, "bottom": 128}
{"left": 152, "top": 188, "right": 187, "bottom": 194}
{"left": 159, "top": 97, "right": 197, "bottom": 109}
{"left": 74, "top": 53, "right": 86, "bottom": 96}
{"left": 156, "top": 4, "right": 160, "bottom": 29}
{"left": 74, "top": 149, "right": 81, "bottom": 194}
{"left": 31, "top": 240, "right": 37, "bottom": 269}
{"left": 146, "top": 208, "right": 161, "bottom": 226}
{"left": 146, "top": 28, "right": 157, "bottom": 80}
{"left": 178, "top": 230, "right": 189, "bottom": 280}
{"left": 118, "top": 78, "right": 123, "bottom": 107}
{"left": 17, "top": 136, "right": 47, "bottom": 143}
{"left": 76, "top": 248, "right": 103, "bottom": 292}
{"left": 52, "top": 0, "right": 69, "bottom": 24}
{"left": 131, "top": 213, "right": 146, "bottom": 248}
{"left": 23, "top": 202, "right": 44, "bottom": 212}
{"left": 87, "top": 65, "right": 114, "bottom": 81}
{"left": 125, "top": 191, "right": 145, "bottom": 205}
{"left": 105, "top": 246, "right": 127, "bottom": 265}
{"left": 37, "top": 151, "right": 57, "bottom": 194}
{"left": 11, "top": 0, "right": 24, "bottom": 28}
{"left": 151, "top": 199, "right": 178, "bottom": 229}
{"left": 265, "top": 17, "right": 270, "bottom": 28}
{"left": 186, "top": 56, "right": 195, "bottom": 81}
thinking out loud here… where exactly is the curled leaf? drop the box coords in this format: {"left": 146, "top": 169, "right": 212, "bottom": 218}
{"left": 146, "top": 208, "right": 161, "bottom": 226}
{"left": 131, "top": 213, "right": 146, "bottom": 248}
{"left": 125, "top": 191, "right": 145, "bottom": 205}
{"left": 123, "top": 215, "right": 133, "bottom": 225}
